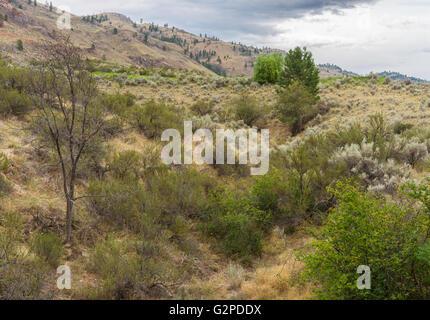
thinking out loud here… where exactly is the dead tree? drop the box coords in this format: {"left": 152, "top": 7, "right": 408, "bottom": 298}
{"left": 28, "top": 35, "right": 105, "bottom": 243}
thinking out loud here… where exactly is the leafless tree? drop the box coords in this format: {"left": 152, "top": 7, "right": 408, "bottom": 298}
{"left": 27, "top": 34, "right": 106, "bottom": 243}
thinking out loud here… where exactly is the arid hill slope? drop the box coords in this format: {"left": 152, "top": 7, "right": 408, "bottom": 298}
{"left": 0, "top": 0, "right": 277, "bottom": 76}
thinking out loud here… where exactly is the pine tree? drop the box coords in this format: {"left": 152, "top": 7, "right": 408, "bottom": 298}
{"left": 280, "top": 47, "right": 320, "bottom": 98}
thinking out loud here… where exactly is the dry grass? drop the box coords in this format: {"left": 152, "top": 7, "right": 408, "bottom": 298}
{"left": 241, "top": 228, "right": 314, "bottom": 300}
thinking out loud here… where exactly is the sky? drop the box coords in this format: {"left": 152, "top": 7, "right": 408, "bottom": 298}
{"left": 53, "top": 0, "right": 430, "bottom": 80}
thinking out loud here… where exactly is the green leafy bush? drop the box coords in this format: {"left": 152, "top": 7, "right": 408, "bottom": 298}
{"left": 252, "top": 168, "right": 285, "bottom": 214}
{"left": 145, "top": 167, "right": 212, "bottom": 220}
{"left": 202, "top": 187, "right": 270, "bottom": 261}
{"left": 0, "top": 152, "right": 11, "bottom": 173}
{"left": 103, "top": 92, "right": 136, "bottom": 116}
{"left": 299, "top": 181, "right": 430, "bottom": 300}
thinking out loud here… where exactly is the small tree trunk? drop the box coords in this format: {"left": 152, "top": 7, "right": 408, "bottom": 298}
{"left": 65, "top": 197, "right": 74, "bottom": 243}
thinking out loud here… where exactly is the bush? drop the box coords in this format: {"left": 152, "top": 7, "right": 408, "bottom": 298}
{"left": 0, "top": 88, "right": 32, "bottom": 116}
{"left": 202, "top": 187, "right": 269, "bottom": 261}
{"left": 16, "top": 40, "right": 24, "bottom": 51}
{"left": 0, "top": 152, "right": 11, "bottom": 173}
{"left": 102, "top": 92, "right": 136, "bottom": 116}
{"left": 392, "top": 136, "right": 429, "bottom": 168}
{"left": 129, "top": 101, "right": 182, "bottom": 139}
{"left": 0, "top": 213, "right": 47, "bottom": 299}
{"left": 145, "top": 167, "right": 212, "bottom": 220}
{"left": 87, "top": 179, "right": 146, "bottom": 230}
{"left": 190, "top": 100, "right": 214, "bottom": 116}
{"left": 89, "top": 236, "right": 171, "bottom": 299}
{"left": 109, "top": 150, "right": 143, "bottom": 181}
{"left": 31, "top": 232, "right": 64, "bottom": 267}
{"left": 252, "top": 168, "right": 285, "bottom": 214}
{"left": 232, "top": 94, "right": 262, "bottom": 126}
{"left": 253, "top": 53, "right": 283, "bottom": 84}
{"left": 299, "top": 181, "right": 430, "bottom": 300}
{"left": 329, "top": 140, "right": 408, "bottom": 194}
{"left": 274, "top": 81, "right": 318, "bottom": 135}
{"left": 393, "top": 122, "right": 413, "bottom": 134}
{"left": 270, "top": 125, "right": 367, "bottom": 223}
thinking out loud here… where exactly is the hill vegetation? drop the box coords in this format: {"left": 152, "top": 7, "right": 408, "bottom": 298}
{"left": 1, "top": 0, "right": 430, "bottom": 301}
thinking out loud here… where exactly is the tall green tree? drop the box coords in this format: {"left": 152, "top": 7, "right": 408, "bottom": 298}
{"left": 253, "top": 53, "right": 283, "bottom": 84}
{"left": 280, "top": 47, "right": 320, "bottom": 98}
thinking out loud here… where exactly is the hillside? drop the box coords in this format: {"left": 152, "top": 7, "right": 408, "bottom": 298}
{"left": 3, "top": 0, "right": 430, "bottom": 303}
{"left": 0, "top": 0, "right": 211, "bottom": 74}
{"left": 0, "top": 0, "right": 278, "bottom": 76}
{"left": 2, "top": 0, "right": 427, "bottom": 82}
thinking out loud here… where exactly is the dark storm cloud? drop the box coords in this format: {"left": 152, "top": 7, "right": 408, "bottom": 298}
{"left": 118, "top": 0, "right": 379, "bottom": 39}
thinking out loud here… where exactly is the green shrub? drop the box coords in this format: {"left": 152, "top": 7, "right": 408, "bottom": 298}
{"left": 129, "top": 101, "right": 182, "bottom": 139}
{"left": 90, "top": 237, "right": 138, "bottom": 299}
{"left": 269, "top": 127, "right": 363, "bottom": 224}
{"left": 0, "top": 88, "right": 32, "bottom": 116}
{"left": 87, "top": 179, "right": 145, "bottom": 230}
{"left": 31, "top": 232, "right": 64, "bottom": 267}
{"left": 0, "top": 152, "right": 11, "bottom": 173}
{"left": 101, "top": 116, "right": 124, "bottom": 138}
{"left": 299, "top": 181, "right": 430, "bottom": 300}
{"left": 190, "top": 100, "right": 214, "bottom": 116}
{"left": 109, "top": 150, "right": 142, "bottom": 181}
{"left": 102, "top": 92, "right": 136, "bottom": 116}
{"left": 393, "top": 122, "right": 413, "bottom": 135}
{"left": 16, "top": 40, "right": 24, "bottom": 51}
{"left": 145, "top": 167, "right": 212, "bottom": 220}
{"left": 252, "top": 168, "right": 285, "bottom": 214}
{"left": 274, "top": 81, "right": 318, "bottom": 135}
{"left": 202, "top": 187, "right": 269, "bottom": 261}
{"left": 232, "top": 94, "right": 262, "bottom": 126}
{"left": 88, "top": 235, "right": 174, "bottom": 299}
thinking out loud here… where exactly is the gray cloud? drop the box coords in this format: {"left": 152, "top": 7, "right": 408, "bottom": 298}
{"left": 114, "top": 0, "right": 379, "bottom": 39}
{"left": 54, "top": 0, "right": 429, "bottom": 79}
